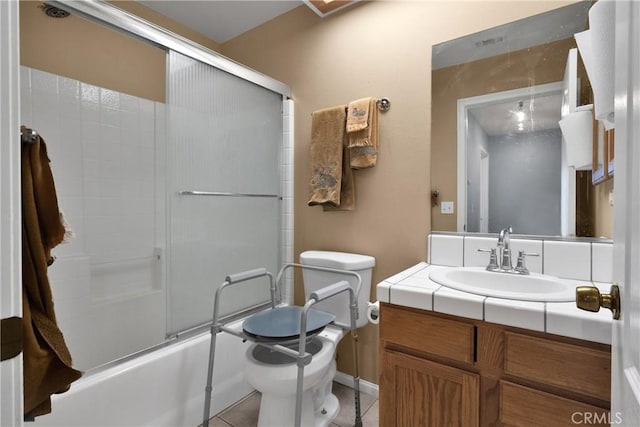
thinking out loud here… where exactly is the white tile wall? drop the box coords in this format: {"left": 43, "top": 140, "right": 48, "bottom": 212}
{"left": 544, "top": 240, "right": 592, "bottom": 280}
{"left": 429, "top": 234, "right": 611, "bottom": 282}
{"left": 592, "top": 242, "right": 614, "bottom": 283}
{"left": 509, "top": 239, "right": 543, "bottom": 274}
{"left": 281, "top": 99, "right": 295, "bottom": 304}
{"left": 463, "top": 236, "right": 496, "bottom": 268}
{"left": 430, "top": 234, "right": 464, "bottom": 266}
{"left": 21, "top": 67, "right": 166, "bottom": 370}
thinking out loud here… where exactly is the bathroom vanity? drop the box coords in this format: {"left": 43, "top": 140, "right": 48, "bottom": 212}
{"left": 377, "top": 234, "right": 614, "bottom": 426}
{"left": 379, "top": 303, "right": 610, "bottom": 426}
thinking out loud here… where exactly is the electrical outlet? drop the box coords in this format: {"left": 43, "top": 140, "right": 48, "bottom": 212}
{"left": 441, "top": 201, "right": 454, "bottom": 214}
{"left": 609, "top": 191, "right": 614, "bottom": 206}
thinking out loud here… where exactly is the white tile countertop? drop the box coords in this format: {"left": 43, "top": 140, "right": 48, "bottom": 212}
{"left": 376, "top": 262, "right": 613, "bottom": 345}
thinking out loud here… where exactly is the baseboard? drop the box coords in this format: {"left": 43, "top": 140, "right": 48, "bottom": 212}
{"left": 334, "top": 371, "right": 379, "bottom": 399}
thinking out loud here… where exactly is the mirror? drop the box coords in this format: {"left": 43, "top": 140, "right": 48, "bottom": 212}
{"left": 431, "top": 2, "right": 614, "bottom": 239}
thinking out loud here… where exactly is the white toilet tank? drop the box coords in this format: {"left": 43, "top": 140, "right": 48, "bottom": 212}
{"left": 300, "top": 251, "right": 375, "bottom": 329}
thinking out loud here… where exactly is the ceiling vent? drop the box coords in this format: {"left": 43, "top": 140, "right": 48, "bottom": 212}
{"left": 40, "top": 4, "right": 70, "bottom": 19}
{"left": 304, "top": 0, "right": 360, "bottom": 18}
{"left": 475, "top": 36, "right": 505, "bottom": 48}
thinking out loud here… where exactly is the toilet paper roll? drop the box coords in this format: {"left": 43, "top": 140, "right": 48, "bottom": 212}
{"left": 366, "top": 301, "right": 380, "bottom": 325}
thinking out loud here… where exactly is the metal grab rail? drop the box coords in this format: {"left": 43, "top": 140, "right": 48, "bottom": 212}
{"left": 178, "top": 190, "right": 280, "bottom": 199}
{"left": 202, "top": 263, "right": 364, "bottom": 427}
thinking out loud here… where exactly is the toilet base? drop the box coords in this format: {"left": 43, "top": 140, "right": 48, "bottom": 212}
{"left": 314, "top": 393, "right": 339, "bottom": 427}
{"left": 256, "top": 391, "right": 340, "bottom": 427}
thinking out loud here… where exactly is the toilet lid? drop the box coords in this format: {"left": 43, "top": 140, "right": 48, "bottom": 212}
{"left": 243, "top": 306, "right": 335, "bottom": 342}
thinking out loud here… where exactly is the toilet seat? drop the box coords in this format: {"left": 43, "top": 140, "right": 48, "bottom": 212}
{"left": 242, "top": 306, "right": 335, "bottom": 342}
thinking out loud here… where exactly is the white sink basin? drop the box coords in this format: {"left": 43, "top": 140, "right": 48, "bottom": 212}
{"left": 428, "top": 266, "right": 576, "bottom": 302}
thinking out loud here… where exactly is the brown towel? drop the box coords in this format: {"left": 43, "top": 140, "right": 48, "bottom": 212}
{"left": 323, "top": 132, "right": 355, "bottom": 211}
{"left": 21, "top": 128, "right": 82, "bottom": 418}
{"left": 348, "top": 98, "right": 379, "bottom": 169}
{"left": 308, "top": 106, "right": 347, "bottom": 207}
{"left": 346, "top": 97, "right": 371, "bottom": 133}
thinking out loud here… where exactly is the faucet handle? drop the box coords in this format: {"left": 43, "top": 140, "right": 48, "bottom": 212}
{"left": 478, "top": 248, "right": 499, "bottom": 271}
{"left": 514, "top": 250, "right": 539, "bottom": 275}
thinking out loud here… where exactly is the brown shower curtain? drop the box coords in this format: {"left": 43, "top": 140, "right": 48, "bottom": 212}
{"left": 21, "top": 128, "right": 82, "bottom": 418}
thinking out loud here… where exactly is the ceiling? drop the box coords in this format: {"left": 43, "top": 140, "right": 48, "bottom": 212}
{"left": 437, "top": 1, "right": 592, "bottom": 138}
{"left": 432, "top": 1, "right": 591, "bottom": 70}
{"left": 138, "top": 0, "right": 304, "bottom": 43}
{"left": 469, "top": 92, "right": 564, "bottom": 137}
{"left": 140, "top": 1, "right": 582, "bottom": 136}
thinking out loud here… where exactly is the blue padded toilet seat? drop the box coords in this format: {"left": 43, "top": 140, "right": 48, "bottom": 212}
{"left": 242, "top": 306, "right": 335, "bottom": 342}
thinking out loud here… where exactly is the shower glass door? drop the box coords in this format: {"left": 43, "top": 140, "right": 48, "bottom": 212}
{"left": 167, "top": 51, "right": 282, "bottom": 334}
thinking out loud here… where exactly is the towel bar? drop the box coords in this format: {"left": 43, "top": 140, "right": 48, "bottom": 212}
{"left": 178, "top": 190, "right": 281, "bottom": 199}
{"left": 376, "top": 97, "right": 391, "bottom": 112}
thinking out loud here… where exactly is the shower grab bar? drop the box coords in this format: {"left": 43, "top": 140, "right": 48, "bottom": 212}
{"left": 90, "top": 255, "right": 160, "bottom": 267}
{"left": 178, "top": 190, "right": 280, "bottom": 199}
{"left": 90, "top": 248, "right": 163, "bottom": 267}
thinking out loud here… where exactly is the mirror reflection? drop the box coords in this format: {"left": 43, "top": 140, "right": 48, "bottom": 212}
{"left": 431, "top": 2, "right": 614, "bottom": 239}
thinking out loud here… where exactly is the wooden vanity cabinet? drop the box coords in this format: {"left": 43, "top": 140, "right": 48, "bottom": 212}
{"left": 379, "top": 303, "right": 611, "bottom": 427}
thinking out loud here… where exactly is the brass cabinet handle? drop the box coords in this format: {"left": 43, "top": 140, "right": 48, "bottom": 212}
{"left": 576, "top": 284, "right": 621, "bottom": 320}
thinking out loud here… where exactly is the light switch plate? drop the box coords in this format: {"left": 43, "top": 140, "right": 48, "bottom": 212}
{"left": 441, "top": 201, "right": 454, "bottom": 214}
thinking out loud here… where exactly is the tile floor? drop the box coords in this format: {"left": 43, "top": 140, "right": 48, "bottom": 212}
{"left": 204, "top": 382, "right": 379, "bottom": 427}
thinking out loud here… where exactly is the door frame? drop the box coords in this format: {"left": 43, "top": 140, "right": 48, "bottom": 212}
{"left": 479, "top": 149, "right": 489, "bottom": 233}
{"left": 456, "top": 82, "right": 564, "bottom": 233}
{"left": 611, "top": 0, "right": 640, "bottom": 423}
{"left": 0, "top": 1, "right": 24, "bottom": 426}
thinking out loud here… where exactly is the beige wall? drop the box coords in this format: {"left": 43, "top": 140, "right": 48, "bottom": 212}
{"left": 19, "top": 0, "right": 220, "bottom": 102}
{"left": 221, "top": 1, "right": 572, "bottom": 383}
{"left": 19, "top": 0, "right": 586, "bottom": 385}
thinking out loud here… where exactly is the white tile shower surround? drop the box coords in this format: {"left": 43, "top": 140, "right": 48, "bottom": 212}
{"left": 20, "top": 66, "right": 296, "bottom": 372}
{"left": 21, "top": 66, "right": 167, "bottom": 370}
{"left": 281, "top": 99, "right": 295, "bottom": 304}
{"left": 379, "top": 234, "right": 614, "bottom": 345}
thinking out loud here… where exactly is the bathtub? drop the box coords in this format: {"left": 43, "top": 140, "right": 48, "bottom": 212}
{"left": 33, "top": 320, "right": 253, "bottom": 427}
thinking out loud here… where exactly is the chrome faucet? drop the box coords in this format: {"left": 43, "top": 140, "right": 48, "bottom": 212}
{"left": 497, "top": 226, "right": 513, "bottom": 271}
{"left": 478, "top": 226, "right": 539, "bottom": 275}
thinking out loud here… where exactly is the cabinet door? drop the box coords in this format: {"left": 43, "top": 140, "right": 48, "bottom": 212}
{"left": 503, "top": 332, "right": 611, "bottom": 402}
{"left": 380, "top": 349, "right": 480, "bottom": 426}
{"left": 500, "top": 381, "right": 609, "bottom": 427}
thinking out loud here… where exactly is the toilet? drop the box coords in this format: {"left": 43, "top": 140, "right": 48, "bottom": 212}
{"left": 244, "top": 250, "right": 375, "bottom": 427}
